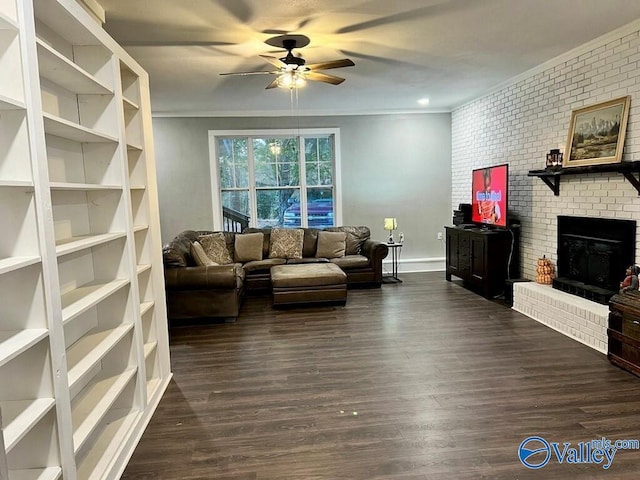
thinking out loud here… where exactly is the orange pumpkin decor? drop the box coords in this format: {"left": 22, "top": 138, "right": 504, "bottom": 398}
{"left": 536, "top": 256, "right": 555, "bottom": 284}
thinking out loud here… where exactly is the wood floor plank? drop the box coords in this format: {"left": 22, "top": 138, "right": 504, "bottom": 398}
{"left": 123, "top": 273, "right": 640, "bottom": 479}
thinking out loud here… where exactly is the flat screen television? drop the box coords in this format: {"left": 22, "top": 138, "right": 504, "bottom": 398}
{"left": 471, "top": 163, "right": 508, "bottom": 228}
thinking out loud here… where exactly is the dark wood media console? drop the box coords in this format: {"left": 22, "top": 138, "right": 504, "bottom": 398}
{"left": 445, "top": 226, "right": 519, "bottom": 299}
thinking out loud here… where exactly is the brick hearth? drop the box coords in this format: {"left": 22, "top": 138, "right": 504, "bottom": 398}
{"left": 513, "top": 282, "right": 610, "bottom": 353}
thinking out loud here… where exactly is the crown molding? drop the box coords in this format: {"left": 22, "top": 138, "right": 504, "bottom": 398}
{"left": 151, "top": 108, "right": 452, "bottom": 118}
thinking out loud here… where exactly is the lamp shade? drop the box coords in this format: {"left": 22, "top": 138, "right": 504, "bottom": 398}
{"left": 277, "top": 71, "right": 306, "bottom": 89}
{"left": 384, "top": 218, "right": 397, "bottom": 231}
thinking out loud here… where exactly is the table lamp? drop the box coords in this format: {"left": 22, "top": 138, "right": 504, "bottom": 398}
{"left": 384, "top": 217, "right": 397, "bottom": 244}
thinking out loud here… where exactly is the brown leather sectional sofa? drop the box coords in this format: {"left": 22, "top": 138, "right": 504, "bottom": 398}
{"left": 162, "top": 226, "right": 389, "bottom": 322}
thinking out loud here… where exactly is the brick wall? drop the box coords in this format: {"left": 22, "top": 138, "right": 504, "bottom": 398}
{"left": 452, "top": 22, "right": 640, "bottom": 280}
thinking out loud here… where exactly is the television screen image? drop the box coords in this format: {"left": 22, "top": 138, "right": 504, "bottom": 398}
{"left": 471, "top": 164, "right": 508, "bottom": 228}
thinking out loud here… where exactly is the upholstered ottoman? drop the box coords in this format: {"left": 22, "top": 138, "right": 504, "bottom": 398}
{"left": 271, "top": 263, "right": 347, "bottom": 306}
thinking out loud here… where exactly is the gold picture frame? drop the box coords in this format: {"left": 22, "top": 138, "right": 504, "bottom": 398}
{"left": 564, "top": 96, "right": 630, "bottom": 168}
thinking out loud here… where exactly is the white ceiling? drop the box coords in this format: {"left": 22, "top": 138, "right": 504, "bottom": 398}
{"left": 97, "top": 0, "right": 640, "bottom": 116}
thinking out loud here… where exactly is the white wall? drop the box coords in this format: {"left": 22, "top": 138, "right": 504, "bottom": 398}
{"left": 452, "top": 23, "right": 640, "bottom": 280}
{"left": 153, "top": 114, "right": 451, "bottom": 268}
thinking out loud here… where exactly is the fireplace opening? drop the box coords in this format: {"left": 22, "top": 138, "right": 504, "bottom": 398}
{"left": 554, "top": 216, "right": 636, "bottom": 304}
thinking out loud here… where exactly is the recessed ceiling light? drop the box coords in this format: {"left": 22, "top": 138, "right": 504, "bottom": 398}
{"left": 418, "top": 98, "right": 430, "bottom": 106}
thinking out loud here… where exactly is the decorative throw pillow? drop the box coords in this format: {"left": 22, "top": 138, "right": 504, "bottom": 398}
{"left": 315, "top": 231, "right": 346, "bottom": 259}
{"left": 268, "top": 228, "right": 304, "bottom": 259}
{"left": 325, "top": 226, "right": 369, "bottom": 255}
{"left": 234, "top": 232, "right": 264, "bottom": 262}
{"left": 190, "top": 241, "right": 219, "bottom": 267}
{"left": 198, "top": 232, "right": 233, "bottom": 265}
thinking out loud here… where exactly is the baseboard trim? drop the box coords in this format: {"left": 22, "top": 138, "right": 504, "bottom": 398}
{"left": 383, "top": 256, "right": 446, "bottom": 273}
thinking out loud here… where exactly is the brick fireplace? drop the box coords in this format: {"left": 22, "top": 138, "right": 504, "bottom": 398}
{"left": 513, "top": 216, "right": 637, "bottom": 353}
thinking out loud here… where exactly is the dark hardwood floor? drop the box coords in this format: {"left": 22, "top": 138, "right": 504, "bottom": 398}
{"left": 122, "top": 273, "right": 640, "bottom": 479}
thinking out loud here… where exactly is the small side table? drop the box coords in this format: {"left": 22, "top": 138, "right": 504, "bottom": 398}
{"left": 383, "top": 242, "right": 403, "bottom": 283}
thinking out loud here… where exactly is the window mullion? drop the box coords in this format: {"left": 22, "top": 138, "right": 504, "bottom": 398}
{"left": 212, "top": 139, "right": 223, "bottom": 230}
{"left": 231, "top": 141, "right": 237, "bottom": 188}
{"left": 247, "top": 138, "right": 257, "bottom": 228}
{"left": 298, "top": 136, "right": 308, "bottom": 228}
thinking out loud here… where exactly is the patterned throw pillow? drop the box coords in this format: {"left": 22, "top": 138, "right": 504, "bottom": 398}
{"left": 315, "top": 231, "right": 346, "bottom": 259}
{"left": 268, "top": 228, "right": 304, "bottom": 259}
{"left": 198, "top": 232, "right": 233, "bottom": 265}
{"left": 190, "top": 241, "right": 219, "bottom": 267}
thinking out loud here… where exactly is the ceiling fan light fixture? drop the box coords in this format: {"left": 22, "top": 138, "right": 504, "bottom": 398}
{"left": 277, "top": 70, "right": 307, "bottom": 89}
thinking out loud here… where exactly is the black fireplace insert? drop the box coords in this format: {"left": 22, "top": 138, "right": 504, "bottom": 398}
{"left": 554, "top": 216, "right": 636, "bottom": 304}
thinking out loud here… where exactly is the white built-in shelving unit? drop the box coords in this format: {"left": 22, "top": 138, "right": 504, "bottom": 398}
{"left": 0, "top": 0, "right": 171, "bottom": 478}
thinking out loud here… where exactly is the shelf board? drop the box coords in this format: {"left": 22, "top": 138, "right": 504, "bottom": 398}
{"left": 0, "top": 11, "right": 19, "bottom": 30}
{"left": 133, "top": 224, "right": 149, "bottom": 233}
{"left": 61, "top": 278, "right": 129, "bottom": 325}
{"left": 1, "top": 398, "right": 56, "bottom": 452}
{"left": 0, "top": 180, "right": 34, "bottom": 188}
{"left": 67, "top": 324, "right": 134, "bottom": 390}
{"left": 36, "top": 39, "right": 113, "bottom": 95}
{"left": 43, "top": 113, "right": 118, "bottom": 144}
{"left": 136, "top": 264, "right": 151, "bottom": 275}
{"left": 55, "top": 232, "right": 126, "bottom": 257}
{"left": 140, "top": 301, "right": 154, "bottom": 316}
{"left": 49, "top": 182, "right": 122, "bottom": 191}
{"left": 76, "top": 409, "right": 140, "bottom": 480}
{"left": 72, "top": 367, "right": 137, "bottom": 455}
{"left": 122, "top": 96, "right": 139, "bottom": 111}
{"left": 0, "top": 329, "right": 49, "bottom": 368}
{"left": 130, "top": 184, "right": 146, "bottom": 190}
{"left": 127, "top": 142, "right": 143, "bottom": 152}
{"left": 0, "top": 256, "right": 41, "bottom": 275}
{"left": 529, "top": 161, "right": 640, "bottom": 196}
{"left": 0, "top": 93, "right": 25, "bottom": 111}
{"left": 143, "top": 341, "right": 157, "bottom": 360}
{"left": 8, "top": 467, "right": 62, "bottom": 480}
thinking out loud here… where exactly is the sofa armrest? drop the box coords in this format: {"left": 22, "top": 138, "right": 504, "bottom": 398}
{"left": 361, "top": 240, "right": 389, "bottom": 284}
{"left": 362, "top": 239, "right": 389, "bottom": 262}
{"left": 164, "top": 265, "right": 241, "bottom": 290}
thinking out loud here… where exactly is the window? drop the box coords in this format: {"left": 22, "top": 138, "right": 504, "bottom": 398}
{"left": 210, "top": 129, "right": 341, "bottom": 230}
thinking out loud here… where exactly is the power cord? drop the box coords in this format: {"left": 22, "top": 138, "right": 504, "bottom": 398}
{"left": 506, "top": 227, "right": 515, "bottom": 280}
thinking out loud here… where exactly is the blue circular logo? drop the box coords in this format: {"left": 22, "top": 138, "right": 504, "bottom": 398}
{"left": 518, "top": 436, "right": 551, "bottom": 469}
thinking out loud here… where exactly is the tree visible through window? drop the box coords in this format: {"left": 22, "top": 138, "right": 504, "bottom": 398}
{"left": 214, "top": 130, "right": 338, "bottom": 230}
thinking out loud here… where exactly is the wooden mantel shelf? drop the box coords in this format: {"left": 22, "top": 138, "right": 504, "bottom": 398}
{"left": 528, "top": 161, "right": 640, "bottom": 196}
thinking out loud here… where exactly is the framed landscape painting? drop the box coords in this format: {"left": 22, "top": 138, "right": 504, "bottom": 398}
{"left": 564, "top": 96, "right": 630, "bottom": 168}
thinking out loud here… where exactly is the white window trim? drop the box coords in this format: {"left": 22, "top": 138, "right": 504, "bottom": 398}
{"left": 208, "top": 128, "right": 342, "bottom": 230}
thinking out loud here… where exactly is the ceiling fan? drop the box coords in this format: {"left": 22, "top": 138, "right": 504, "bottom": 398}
{"left": 220, "top": 34, "right": 355, "bottom": 89}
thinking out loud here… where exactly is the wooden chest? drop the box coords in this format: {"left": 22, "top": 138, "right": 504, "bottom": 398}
{"left": 608, "top": 291, "right": 640, "bottom": 377}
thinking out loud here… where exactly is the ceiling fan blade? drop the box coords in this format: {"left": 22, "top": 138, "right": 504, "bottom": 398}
{"left": 340, "top": 49, "right": 413, "bottom": 68}
{"left": 260, "top": 55, "right": 285, "bottom": 68}
{"left": 305, "top": 59, "right": 355, "bottom": 71}
{"left": 220, "top": 71, "right": 278, "bottom": 76}
{"left": 265, "top": 78, "right": 280, "bottom": 89}
{"left": 305, "top": 71, "right": 345, "bottom": 85}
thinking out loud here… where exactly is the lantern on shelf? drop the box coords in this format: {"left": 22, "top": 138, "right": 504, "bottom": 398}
{"left": 545, "top": 149, "right": 563, "bottom": 170}
{"left": 536, "top": 256, "right": 555, "bottom": 284}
